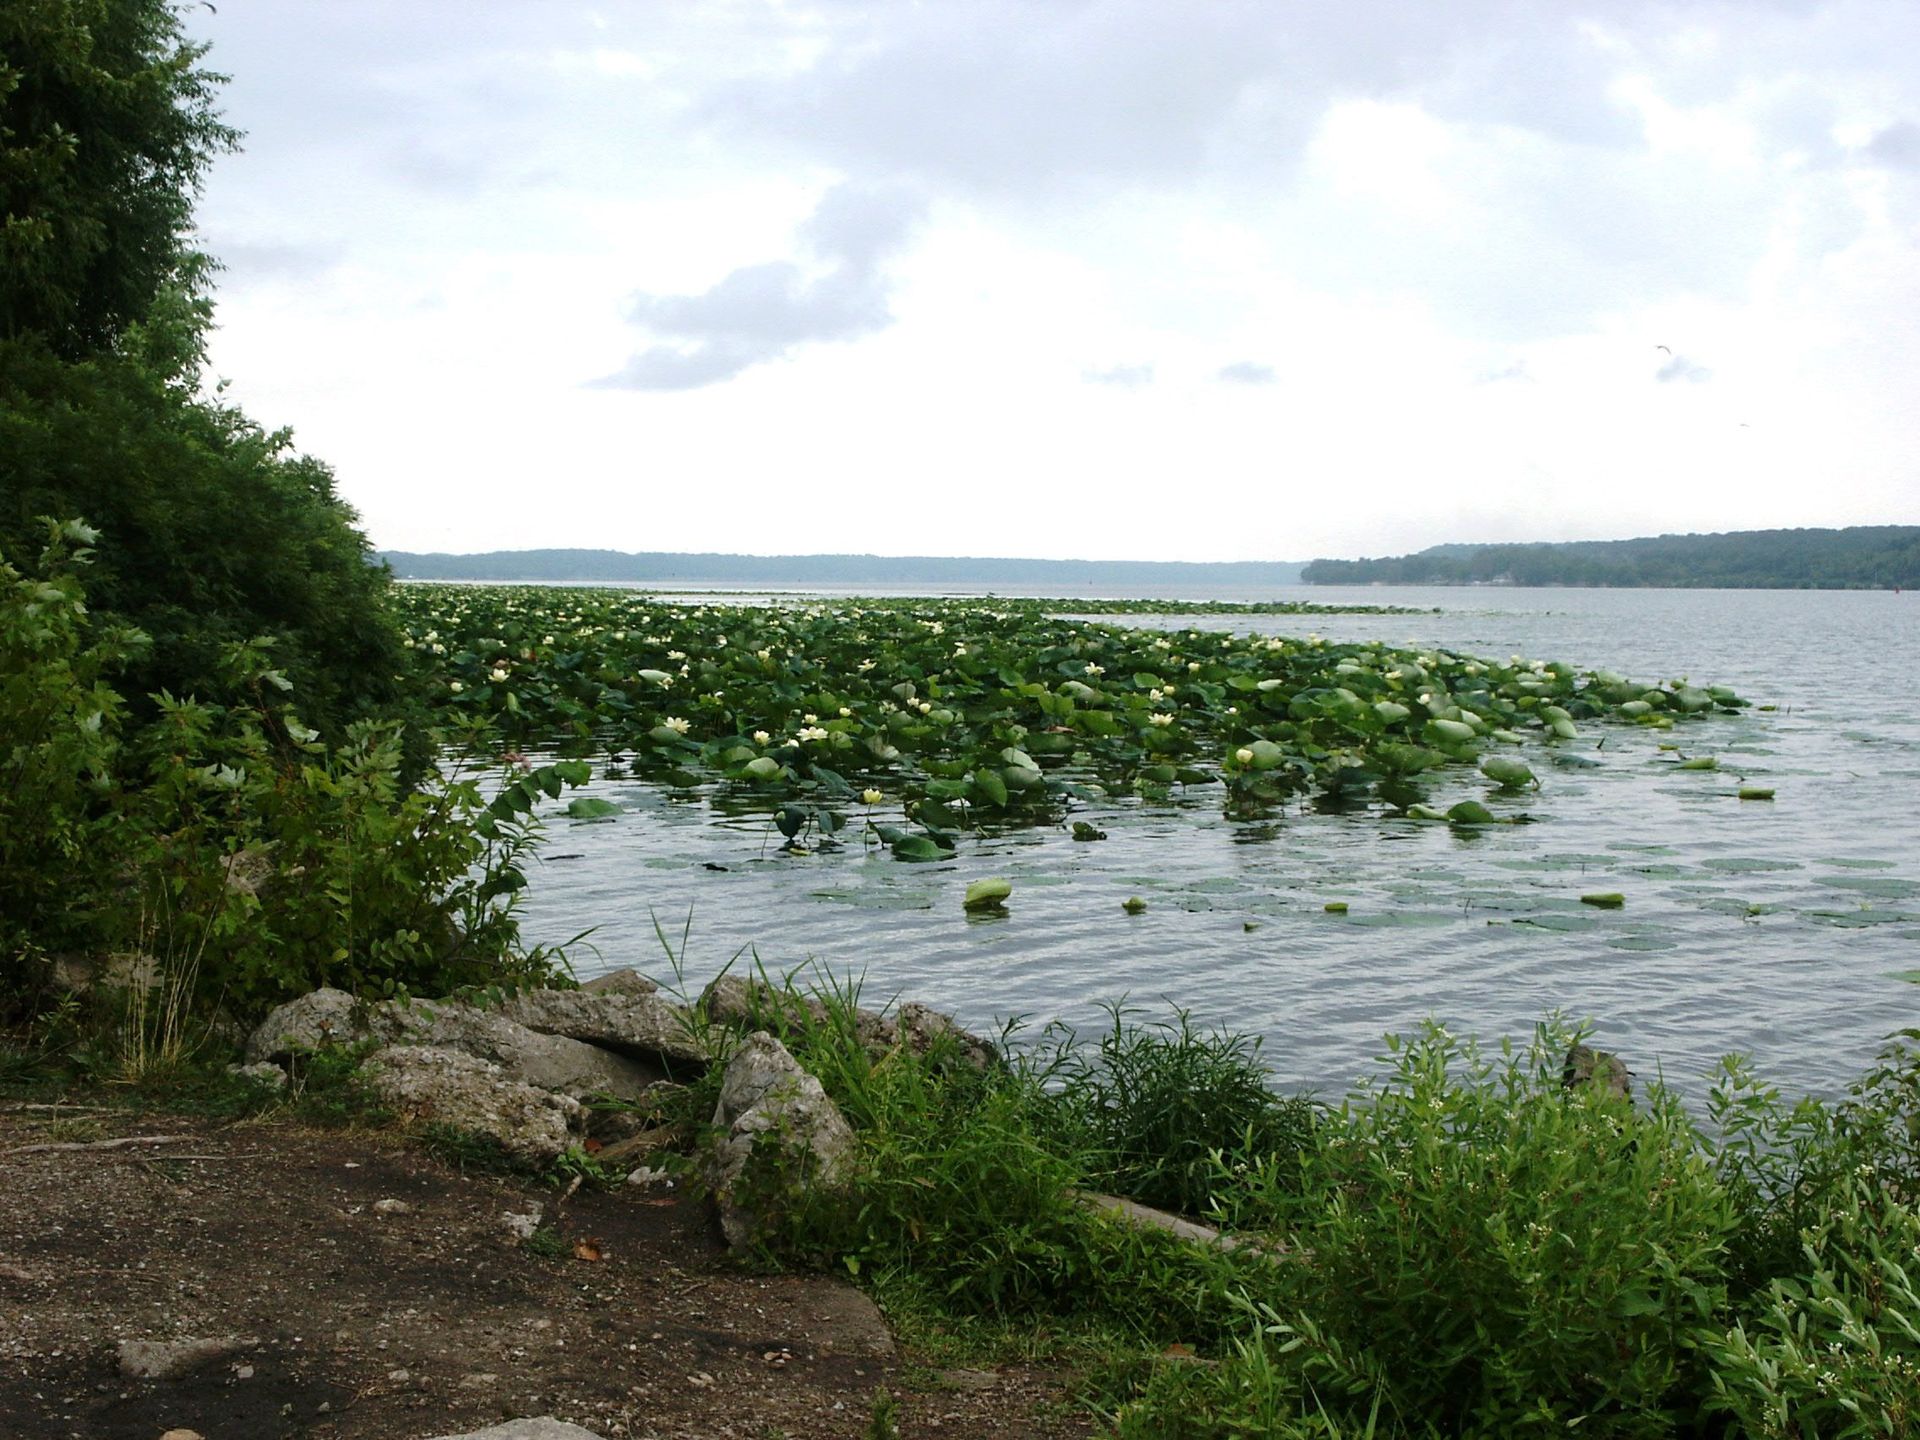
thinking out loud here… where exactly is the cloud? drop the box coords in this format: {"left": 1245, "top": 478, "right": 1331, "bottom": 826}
{"left": 1655, "top": 350, "right": 1712, "bottom": 383}
{"left": 1216, "top": 361, "right": 1277, "bottom": 384}
{"left": 590, "top": 181, "right": 926, "bottom": 391}
{"left": 1867, "top": 121, "right": 1920, "bottom": 168}
{"left": 1082, "top": 363, "right": 1155, "bottom": 387}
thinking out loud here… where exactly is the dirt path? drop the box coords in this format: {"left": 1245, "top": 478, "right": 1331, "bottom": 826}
{"left": 0, "top": 1109, "right": 1096, "bottom": 1440}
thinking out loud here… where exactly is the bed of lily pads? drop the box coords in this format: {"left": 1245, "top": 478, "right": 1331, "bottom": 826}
{"left": 394, "top": 586, "right": 1748, "bottom": 859}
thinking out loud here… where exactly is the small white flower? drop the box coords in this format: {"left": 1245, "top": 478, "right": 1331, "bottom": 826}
{"left": 838, "top": 707, "right": 851, "bottom": 717}
{"left": 1188, "top": 661, "right": 1201, "bottom": 672}
{"left": 489, "top": 666, "right": 509, "bottom": 683}
{"left": 917, "top": 700, "right": 934, "bottom": 714}
{"left": 668, "top": 650, "right": 686, "bottom": 660}
{"left": 804, "top": 713, "right": 819, "bottom": 724}
{"left": 448, "top": 680, "right": 464, "bottom": 693}
{"left": 1084, "top": 663, "right": 1105, "bottom": 676}
{"left": 1236, "top": 747, "right": 1255, "bottom": 765}
{"left": 1149, "top": 688, "right": 1164, "bottom": 701}
{"left": 430, "top": 642, "right": 445, "bottom": 655}
{"left": 1148, "top": 712, "right": 1174, "bottom": 727}
{"left": 715, "top": 635, "right": 727, "bottom": 646}
{"left": 798, "top": 725, "right": 829, "bottom": 742}
{"left": 861, "top": 788, "right": 883, "bottom": 805}
{"left": 757, "top": 648, "right": 772, "bottom": 661}
{"left": 753, "top": 730, "right": 771, "bottom": 744}
{"left": 663, "top": 715, "right": 691, "bottom": 735}
{"left": 857, "top": 658, "right": 876, "bottom": 672}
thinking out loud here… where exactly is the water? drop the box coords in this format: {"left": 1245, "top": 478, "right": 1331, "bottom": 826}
{"left": 514, "top": 585, "right": 1920, "bottom": 1105}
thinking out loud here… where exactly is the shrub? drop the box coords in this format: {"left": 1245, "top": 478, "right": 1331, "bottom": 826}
{"left": 1216, "top": 1022, "right": 1733, "bottom": 1436}
{"left": 1042, "top": 1002, "right": 1318, "bottom": 1219}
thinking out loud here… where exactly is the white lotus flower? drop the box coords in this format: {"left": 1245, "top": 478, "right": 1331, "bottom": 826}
{"left": 1084, "top": 663, "right": 1105, "bottom": 676}
{"left": 861, "top": 788, "right": 883, "bottom": 805}
{"left": 753, "top": 730, "right": 771, "bottom": 744}
{"left": 1236, "top": 747, "right": 1255, "bottom": 765}
{"left": 448, "top": 680, "right": 463, "bottom": 693}
{"left": 489, "top": 666, "right": 509, "bottom": 682}
{"left": 1148, "top": 713, "right": 1174, "bottom": 727}
{"left": 663, "top": 716, "right": 691, "bottom": 734}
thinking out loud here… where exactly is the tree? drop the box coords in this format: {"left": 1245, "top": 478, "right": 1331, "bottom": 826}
{"left": 0, "top": 0, "right": 236, "bottom": 359}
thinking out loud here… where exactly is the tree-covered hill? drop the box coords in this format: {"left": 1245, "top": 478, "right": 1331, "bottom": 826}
{"left": 1301, "top": 527, "right": 1920, "bottom": 589}
{"left": 381, "top": 548, "right": 1306, "bottom": 589}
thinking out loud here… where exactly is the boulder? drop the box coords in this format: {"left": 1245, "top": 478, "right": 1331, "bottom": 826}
{"left": 700, "top": 977, "right": 995, "bottom": 1069}
{"left": 704, "top": 1031, "right": 856, "bottom": 1250}
{"left": 116, "top": 1335, "right": 258, "bottom": 1380}
{"left": 499, "top": 981, "right": 709, "bottom": 1069}
{"left": 390, "top": 1000, "right": 663, "bottom": 1102}
{"left": 246, "top": 990, "right": 663, "bottom": 1102}
{"left": 245, "top": 987, "right": 404, "bottom": 1063}
{"left": 360, "top": 1046, "right": 581, "bottom": 1166}
{"left": 426, "top": 1422, "right": 608, "bottom": 1440}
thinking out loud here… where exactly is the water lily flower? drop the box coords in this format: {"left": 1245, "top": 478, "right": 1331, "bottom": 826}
{"left": 917, "top": 700, "right": 934, "bottom": 714}
{"left": 668, "top": 650, "right": 686, "bottom": 660}
{"left": 448, "top": 680, "right": 463, "bottom": 693}
{"left": 861, "top": 788, "right": 883, "bottom": 805}
{"left": 430, "top": 642, "right": 445, "bottom": 655}
{"left": 757, "top": 648, "right": 772, "bottom": 661}
{"left": 857, "top": 659, "right": 876, "bottom": 672}
{"left": 753, "top": 730, "right": 771, "bottom": 744}
{"left": 804, "top": 713, "right": 818, "bottom": 724}
{"left": 663, "top": 716, "right": 691, "bottom": 734}
{"left": 489, "top": 666, "right": 509, "bottom": 683}
{"left": 1236, "top": 747, "right": 1255, "bottom": 765}
{"left": 1084, "top": 663, "right": 1105, "bottom": 676}
{"left": 1188, "top": 662, "right": 1201, "bottom": 672}
{"left": 1149, "top": 688, "right": 1164, "bottom": 701}
{"left": 798, "top": 725, "right": 829, "bottom": 742}
{"left": 1149, "top": 713, "right": 1174, "bottom": 727}
{"left": 715, "top": 635, "right": 727, "bottom": 646}
{"left": 838, "top": 707, "right": 851, "bottom": 717}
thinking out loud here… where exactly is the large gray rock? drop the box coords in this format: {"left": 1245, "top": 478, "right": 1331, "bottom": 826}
{"left": 500, "top": 976, "right": 709, "bottom": 1069}
{"left": 361, "top": 1046, "right": 582, "bottom": 1166}
{"left": 245, "top": 987, "right": 405, "bottom": 1062}
{"left": 704, "top": 1032, "right": 856, "bottom": 1250}
{"left": 392, "top": 1001, "right": 662, "bottom": 1102}
{"left": 426, "top": 1422, "right": 607, "bottom": 1440}
{"left": 246, "top": 990, "right": 663, "bottom": 1102}
{"left": 700, "top": 977, "right": 995, "bottom": 1069}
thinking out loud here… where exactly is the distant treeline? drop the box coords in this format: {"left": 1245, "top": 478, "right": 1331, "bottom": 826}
{"left": 380, "top": 548, "right": 1306, "bottom": 588}
{"left": 1301, "top": 527, "right": 1920, "bottom": 590}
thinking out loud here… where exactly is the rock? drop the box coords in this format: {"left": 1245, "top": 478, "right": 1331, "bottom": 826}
{"left": 226, "top": 1061, "right": 288, "bottom": 1092}
{"left": 502, "top": 1204, "right": 543, "bottom": 1241}
{"left": 116, "top": 1335, "right": 257, "bottom": 1380}
{"left": 360, "top": 1047, "right": 581, "bottom": 1166}
{"left": 700, "top": 978, "right": 995, "bottom": 1068}
{"left": 625, "top": 1165, "right": 675, "bottom": 1192}
{"left": 498, "top": 985, "right": 708, "bottom": 1070}
{"left": 245, "top": 988, "right": 401, "bottom": 1062}
{"left": 159, "top": 1430, "right": 206, "bottom": 1440}
{"left": 371, "top": 1198, "right": 413, "bottom": 1216}
{"left": 1563, "top": 1043, "right": 1632, "bottom": 1101}
{"left": 388, "top": 1000, "right": 664, "bottom": 1102}
{"left": 426, "top": 1420, "right": 607, "bottom": 1440}
{"left": 800, "top": 1280, "right": 895, "bottom": 1358}
{"left": 1077, "top": 1192, "right": 1265, "bottom": 1254}
{"left": 581, "top": 967, "right": 658, "bottom": 997}
{"left": 703, "top": 1032, "right": 856, "bottom": 1250}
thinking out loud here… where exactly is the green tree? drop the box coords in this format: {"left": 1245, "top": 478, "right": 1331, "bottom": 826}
{"left": 0, "top": 0, "right": 236, "bottom": 359}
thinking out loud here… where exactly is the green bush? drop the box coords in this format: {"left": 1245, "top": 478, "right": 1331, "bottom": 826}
{"left": 1701, "top": 1174, "right": 1920, "bottom": 1438}
{"left": 1043, "top": 1002, "right": 1317, "bottom": 1219}
{"left": 1210, "top": 1023, "right": 1733, "bottom": 1436}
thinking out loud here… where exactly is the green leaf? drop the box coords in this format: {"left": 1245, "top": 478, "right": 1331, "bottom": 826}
{"left": 565, "top": 797, "right": 621, "bottom": 819}
{"left": 964, "top": 878, "right": 1012, "bottom": 911}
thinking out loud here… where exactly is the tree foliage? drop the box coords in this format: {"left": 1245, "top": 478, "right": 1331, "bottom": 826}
{"left": 0, "top": 0, "right": 236, "bottom": 358}
{"left": 1302, "top": 527, "right": 1920, "bottom": 590}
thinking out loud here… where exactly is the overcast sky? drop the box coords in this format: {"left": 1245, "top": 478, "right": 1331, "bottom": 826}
{"left": 185, "top": 1, "right": 1920, "bottom": 562}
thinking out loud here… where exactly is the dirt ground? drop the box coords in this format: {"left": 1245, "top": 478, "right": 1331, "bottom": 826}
{"left": 0, "top": 1106, "right": 1098, "bottom": 1440}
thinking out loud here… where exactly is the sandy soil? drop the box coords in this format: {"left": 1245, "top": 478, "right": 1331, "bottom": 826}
{"left": 0, "top": 1107, "right": 1098, "bottom": 1440}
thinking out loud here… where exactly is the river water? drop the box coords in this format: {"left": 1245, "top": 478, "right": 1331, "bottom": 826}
{"left": 513, "top": 585, "right": 1920, "bottom": 1105}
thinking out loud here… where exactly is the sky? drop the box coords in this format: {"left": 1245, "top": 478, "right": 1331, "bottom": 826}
{"left": 183, "top": 1, "right": 1920, "bottom": 563}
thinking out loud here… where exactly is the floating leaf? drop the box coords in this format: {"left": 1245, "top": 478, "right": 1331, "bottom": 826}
{"left": 1122, "top": 896, "right": 1148, "bottom": 914}
{"left": 565, "top": 798, "right": 621, "bottom": 819}
{"left": 963, "top": 878, "right": 1013, "bottom": 912}
{"left": 1580, "top": 892, "right": 1626, "bottom": 908}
